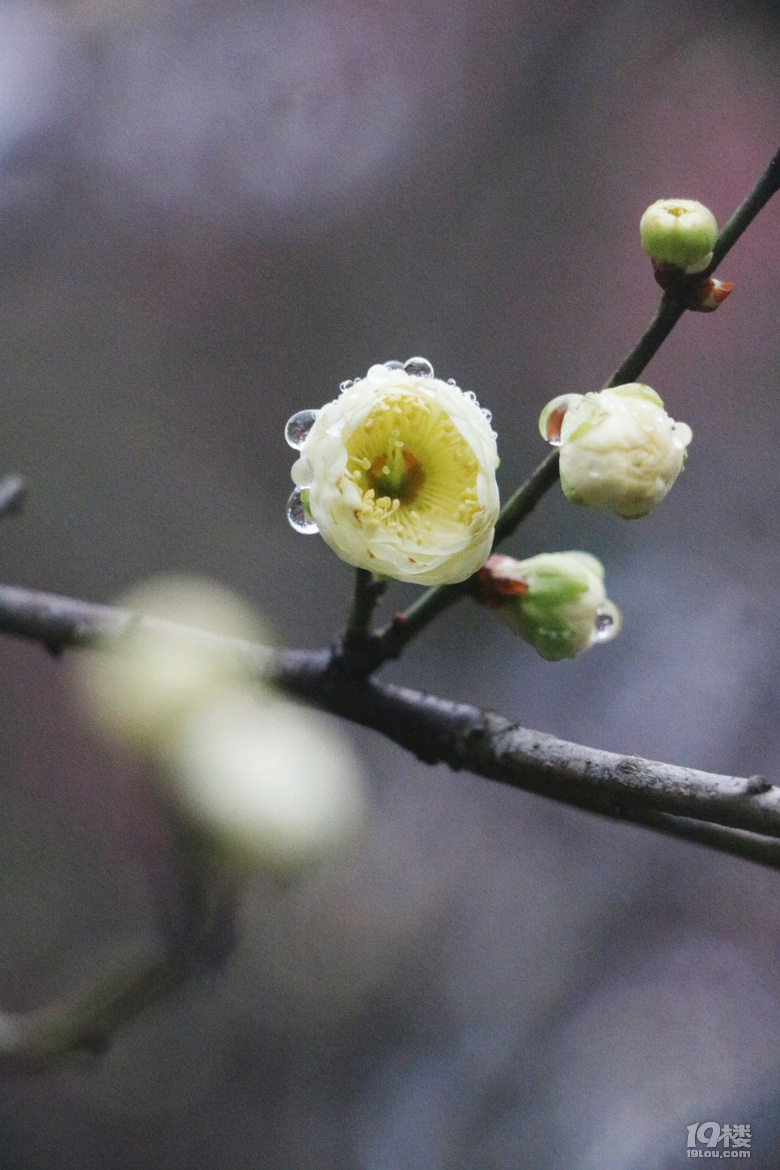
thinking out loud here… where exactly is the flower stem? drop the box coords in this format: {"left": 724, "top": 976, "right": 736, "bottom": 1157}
{"left": 344, "top": 568, "right": 387, "bottom": 653}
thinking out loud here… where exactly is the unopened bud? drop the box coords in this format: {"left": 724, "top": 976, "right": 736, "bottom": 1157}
{"left": 540, "top": 385, "right": 692, "bottom": 519}
{"left": 640, "top": 198, "right": 718, "bottom": 274}
{"left": 475, "top": 552, "right": 620, "bottom": 661}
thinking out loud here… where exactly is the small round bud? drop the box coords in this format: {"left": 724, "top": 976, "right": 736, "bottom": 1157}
{"left": 639, "top": 198, "right": 718, "bottom": 274}
{"left": 475, "top": 552, "right": 620, "bottom": 661}
{"left": 540, "top": 385, "right": 692, "bottom": 519}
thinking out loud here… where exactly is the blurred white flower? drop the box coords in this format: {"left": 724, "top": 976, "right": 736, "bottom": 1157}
{"left": 639, "top": 198, "right": 718, "bottom": 274}
{"left": 289, "top": 360, "right": 500, "bottom": 584}
{"left": 74, "top": 574, "right": 367, "bottom": 871}
{"left": 475, "top": 552, "right": 620, "bottom": 661}
{"left": 540, "top": 384, "right": 692, "bottom": 519}
{"left": 165, "top": 688, "right": 365, "bottom": 870}
{"left": 73, "top": 576, "right": 264, "bottom": 751}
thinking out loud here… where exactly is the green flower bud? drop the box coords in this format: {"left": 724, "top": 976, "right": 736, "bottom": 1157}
{"left": 475, "top": 552, "right": 621, "bottom": 661}
{"left": 639, "top": 198, "right": 718, "bottom": 274}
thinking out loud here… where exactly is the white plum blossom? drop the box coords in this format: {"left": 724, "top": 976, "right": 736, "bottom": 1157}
{"left": 476, "top": 552, "right": 620, "bottom": 661}
{"left": 639, "top": 198, "right": 718, "bottom": 274}
{"left": 289, "top": 361, "right": 500, "bottom": 584}
{"left": 539, "top": 384, "right": 692, "bottom": 519}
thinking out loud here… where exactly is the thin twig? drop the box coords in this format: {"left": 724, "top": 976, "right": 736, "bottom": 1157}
{"left": 602, "top": 293, "right": 686, "bottom": 388}
{"left": 372, "top": 145, "right": 780, "bottom": 660}
{"left": 708, "top": 145, "right": 780, "bottom": 271}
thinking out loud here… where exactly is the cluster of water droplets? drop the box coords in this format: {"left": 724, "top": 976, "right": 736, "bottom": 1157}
{"left": 284, "top": 411, "right": 319, "bottom": 533}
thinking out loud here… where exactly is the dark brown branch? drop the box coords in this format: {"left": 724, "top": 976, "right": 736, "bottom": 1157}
{"left": 273, "top": 669, "right": 780, "bottom": 844}
{"left": 0, "top": 582, "right": 776, "bottom": 853}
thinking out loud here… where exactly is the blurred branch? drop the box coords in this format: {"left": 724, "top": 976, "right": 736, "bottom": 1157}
{"left": 0, "top": 941, "right": 188, "bottom": 1075}
{"left": 0, "top": 732, "right": 239, "bottom": 1076}
{"left": 372, "top": 144, "right": 780, "bottom": 660}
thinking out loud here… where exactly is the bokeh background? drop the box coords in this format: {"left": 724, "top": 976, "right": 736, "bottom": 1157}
{"left": 0, "top": 0, "right": 779, "bottom": 1166}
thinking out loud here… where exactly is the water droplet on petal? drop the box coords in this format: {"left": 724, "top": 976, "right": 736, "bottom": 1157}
{"left": 446, "top": 377, "right": 457, "bottom": 386}
{"left": 385, "top": 360, "right": 405, "bottom": 370}
{"left": 286, "top": 487, "right": 318, "bottom": 534}
{"left": 482, "top": 409, "right": 492, "bottom": 422}
{"left": 464, "top": 390, "right": 478, "bottom": 403}
{"left": 284, "top": 410, "right": 318, "bottom": 449}
{"left": 593, "top": 603, "right": 620, "bottom": 643}
{"left": 339, "top": 380, "right": 354, "bottom": 392}
{"left": 404, "top": 357, "right": 434, "bottom": 378}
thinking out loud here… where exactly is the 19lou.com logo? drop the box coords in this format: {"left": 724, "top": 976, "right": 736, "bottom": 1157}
{"left": 687, "top": 1122, "right": 751, "bottom": 1157}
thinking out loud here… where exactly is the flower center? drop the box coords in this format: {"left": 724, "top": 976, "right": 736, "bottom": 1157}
{"left": 344, "top": 391, "right": 481, "bottom": 535}
{"left": 366, "top": 447, "right": 425, "bottom": 504}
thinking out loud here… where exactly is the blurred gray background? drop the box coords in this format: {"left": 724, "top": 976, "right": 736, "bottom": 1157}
{"left": 0, "top": 0, "right": 779, "bottom": 1166}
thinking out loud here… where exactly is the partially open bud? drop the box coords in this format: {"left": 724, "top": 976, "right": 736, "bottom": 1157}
{"left": 475, "top": 552, "right": 620, "bottom": 661}
{"left": 540, "top": 385, "right": 692, "bottom": 519}
{"left": 639, "top": 198, "right": 718, "bottom": 274}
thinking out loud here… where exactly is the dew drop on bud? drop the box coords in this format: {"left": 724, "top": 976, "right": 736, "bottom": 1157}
{"left": 593, "top": 604, "right": 620, "bottom": 643}
{"left": 404, "top": 357, "right": 434, "bottom": 378}
{"left": 286, "top": 487, "right": 319, "bottom": 534}
{"left": 385, "top": 360, "right": 405, "bottom": 369}
{"left": 339, "top": 380, "right": 354, "bottom": 392}
{"left": 284, "top": 410, "right": 318, "bottom": 449}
